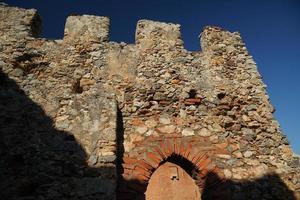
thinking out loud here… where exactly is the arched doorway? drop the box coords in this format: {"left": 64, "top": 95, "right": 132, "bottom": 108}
{"left": 145, "top": 162, "right": 201, "bottom": 200}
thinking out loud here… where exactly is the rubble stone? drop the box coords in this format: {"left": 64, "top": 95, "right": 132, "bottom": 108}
{"left": 0, "top": 3, "right": 299, "bottom": 200}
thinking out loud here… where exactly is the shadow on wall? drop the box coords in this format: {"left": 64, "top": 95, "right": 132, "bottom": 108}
{"left": 0, "top": 68, "right": 297, "bottom": 200}
{"left": 0, "top": 69, "right": 115, "bottom": 199}
{"left": 201, "top": 171, "right": 296, "bottom": 200}
{"left": 117, "top": 162, "right": 297, "bottom": 200}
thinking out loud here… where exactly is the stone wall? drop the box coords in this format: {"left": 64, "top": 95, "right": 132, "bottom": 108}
{"left": 0, "top": 3, "right": 299, "bottom": 200}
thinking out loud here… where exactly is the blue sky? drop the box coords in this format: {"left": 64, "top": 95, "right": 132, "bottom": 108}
{"left": 4, "top": 0, "right": 300, "bottom": 154}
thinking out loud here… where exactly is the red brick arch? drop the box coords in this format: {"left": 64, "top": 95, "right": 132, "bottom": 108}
{"left": 118, "top": 137, "right": 226, "bottom": 200}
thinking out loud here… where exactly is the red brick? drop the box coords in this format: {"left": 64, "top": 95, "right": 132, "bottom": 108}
{"left": 198, "top": 157, "right": 212, "bottom": 171}
{"left": 122, "top": 163, "right": 135, "bottom": 170}
{"left": 199, "top": 163, "right": 216, "bottom": 177}
{"left": 143, "top": 159, "right": 159, "bottom": 169}
{"left": 144, "top": 152, "right": 161, "bottom": 168}
{"left": 187, "top": 147, "right": 198, "bottom": 162}
{"left": 161, "top": 140, "right": 172, "bottom": 157}
{"left": 132, "top": 167, "right": 151, "bottom": 180}
{"left": 199, "top": 169, "right": 209, "bottom": 178}
{"left": 123, "top": 168, "right": 134, "bottom": 175}
{"left": 159, "top": 100, "right": 170, "bottom": 105}
{"left": 146, "top": 152, "right": 162, "bottom": 164}
{"left": 193, "top": 152, "right": 206, "bottom": 165}
{"left": 134, "top": 166, "right": 151, "bottom": 178}
{"left": 135, "top": 173, "right": 150, "bottom": 183}
{"left": 166, "top": 139, "right": 174, "bottom": 154}
{"left": 123, "top": 157, "right": 138, "bottom": 165}
{"left": 184, "top": 143, "right": 192, "bottom": 158}
{"left": 158, "top": 140, "right": 169, "bottom": 158}
{"left": 152, "top": 146, "right": 166, "bottom": 160}
{"left": 174, "top": 138, "right": 179, "bottom": 155}
{"left": 179, "top": 142, "right": 186, "bottom": 156}
{"left": 137, "top": 160, "right": 154, "bottom": 171}
{"left": 184, "top": 98, "right": 201, "bottom": 105}
{"left": 206, "top": 163, "right": 216, "bottom": 172}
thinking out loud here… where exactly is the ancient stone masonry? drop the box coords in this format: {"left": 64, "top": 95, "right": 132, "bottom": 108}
{"left": 0, "top": 3, "right": 299, "bottom": 200}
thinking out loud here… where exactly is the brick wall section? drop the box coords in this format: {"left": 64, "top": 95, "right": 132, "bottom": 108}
{"left": 118, "top": 136, "right": 229, "bottom": 199}
{"left": 0, "top": 3, "right": 299, "bottom": 200}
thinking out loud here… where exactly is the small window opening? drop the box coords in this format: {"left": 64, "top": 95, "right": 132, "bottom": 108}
{"left": 188, "top": 89, "right": 197, "bottom": 98}
{"left": 72, "top": 79, "right": 83, "bottom": 94}
{"left": 217, "top": 92, "right": 226, "bottom": 100}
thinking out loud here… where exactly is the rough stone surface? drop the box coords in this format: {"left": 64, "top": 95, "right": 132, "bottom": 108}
{"left": 64, "top": 15, "right": 110, "bottom": 43}
{"left": 0, "top": 3, "right": 299, "bottom": 200}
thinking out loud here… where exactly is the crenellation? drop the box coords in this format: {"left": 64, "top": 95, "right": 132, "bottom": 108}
{"left": 135, "top": 20, "right": 184, "bottom": 50}
{"left": 64, "top": 15, "right": 110, "bottom": 44}
{"left": 0, "top": 3, "right": 41, "bottom": 38}
{"left": 200, "top": 26, "right": 245, "bottom": 56}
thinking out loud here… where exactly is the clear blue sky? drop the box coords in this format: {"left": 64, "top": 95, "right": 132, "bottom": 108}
{"left": 4, "top": 0, "right": 300, "bottom": 154}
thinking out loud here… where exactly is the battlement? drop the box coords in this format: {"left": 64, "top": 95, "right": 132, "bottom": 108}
{"left": 135, "top": 20, "right": 184, "bottom": 49}
{"left": 200, "top": 26, "right": 244, "bottom": 54}
{"left": 0, "top": 3, "right": 244, "bottom": 53}
{"left": 63, "top": 15, "right": 110, "bottom": 43}
{"left": 0, "top": 3, "right": 41, "bottom": 38}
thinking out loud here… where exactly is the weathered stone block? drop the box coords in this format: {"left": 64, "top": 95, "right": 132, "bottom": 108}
{"left": 0, "top": 3, "right": 41, "bottom": 38}
{"left": 64, "top": 15, "right": 110, "bottom": 43}
{"left": 135, "top": 19, "right": 183, "bottom": 49}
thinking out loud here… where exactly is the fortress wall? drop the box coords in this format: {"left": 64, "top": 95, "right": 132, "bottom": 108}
{"left": 0, "top": 3, "right": 41, "bottom": 38}
{"left": 0, "top": 3, "right": 299, "bottom": 200}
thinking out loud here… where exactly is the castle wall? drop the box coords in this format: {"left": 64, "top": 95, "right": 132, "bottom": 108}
{"left": 0, "top": 3, "right": 299, "bottom": 200}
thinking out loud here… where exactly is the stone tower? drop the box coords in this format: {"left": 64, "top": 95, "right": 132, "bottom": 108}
{"left": 0, "top": 3, "right": 299, "bottom": 200}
